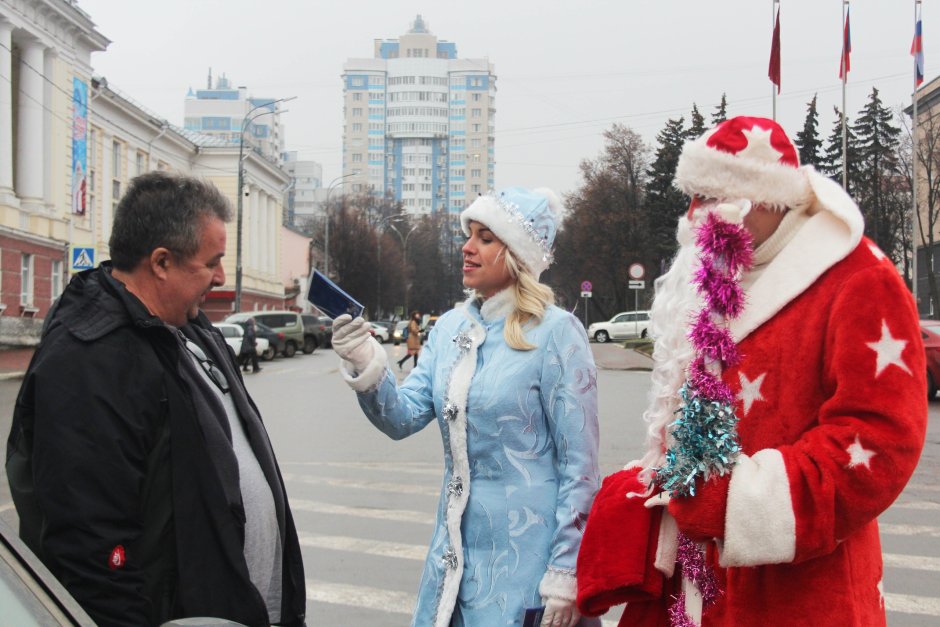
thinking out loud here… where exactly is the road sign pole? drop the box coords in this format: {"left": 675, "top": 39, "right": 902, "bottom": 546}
{"left": 635, "top": 289, "right": 639, "bottom": 336}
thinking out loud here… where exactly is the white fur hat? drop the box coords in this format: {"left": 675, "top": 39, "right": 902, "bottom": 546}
{"left": 675, "top": 116, "right": 814, "bottom": 212}
{"left": 460, "top": 187, "right": 564, "bottom": 277}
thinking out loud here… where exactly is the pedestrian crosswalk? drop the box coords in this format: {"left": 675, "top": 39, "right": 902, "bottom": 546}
{"left": 287, "top": 460, "right": 940, "bottom": 626}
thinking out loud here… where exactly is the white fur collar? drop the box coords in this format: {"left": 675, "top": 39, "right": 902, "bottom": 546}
{"left": 476, "top": 288, "right": 516, "bottom": 322}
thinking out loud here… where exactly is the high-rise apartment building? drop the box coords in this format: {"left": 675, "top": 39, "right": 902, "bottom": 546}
{"left": 184, "top": 71, "right": 286, "bottom": 163}
{"left": 341, "top": 15, "right": 496, "bottom": 217}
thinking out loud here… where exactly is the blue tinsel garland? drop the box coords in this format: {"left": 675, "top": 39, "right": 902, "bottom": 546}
{"left": 654, "top": 383, "right": 742, "bottom": 497}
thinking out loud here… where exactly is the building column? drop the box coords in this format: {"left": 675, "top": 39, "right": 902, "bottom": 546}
{"left": 259, "top": 190, "right": 269, "bottom": 275}
{"left": 267, "top": 194, "right": 276, "bottom": 275}
{"left": 15, "top": 37, "right": 45, "bottom": 204}
{"left": 249, "top": 185, "right": 259, "bottom": 271}
{"left": 0, "top": 20, "right": 14, "bottom": 196}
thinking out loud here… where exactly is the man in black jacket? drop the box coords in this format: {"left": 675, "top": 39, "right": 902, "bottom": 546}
{"left": 6, "top": 172, "right": 305, "bottom": 626}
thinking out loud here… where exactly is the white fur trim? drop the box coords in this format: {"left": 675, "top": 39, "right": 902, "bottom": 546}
{"left": 461, "top": 194, "right": 551, "bottom": 277}
{"left": 538, "top": 568, "right": 578, "bottom": 602}
{"left": 654, "top": 512, "right": 678, "bottom": 578}
{"left": 432, "top": 309, "right": 487, "bottom": 627}
{"left": 718, "top": 450, "right": 796, "bottom": 567}
{"left": 675, "top": 137, "right": 814, "bottom": 212}
{"left": 479, "top": 288, "right": 515, "bottom": 321}
{"left": 338, "top": 338, "right": 388, "bottom": 392}
{"left": 729, "top": 173, "right": 863, "bottom": 342}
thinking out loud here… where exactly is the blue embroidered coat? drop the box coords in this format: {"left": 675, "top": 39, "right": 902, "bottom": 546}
{"left": 342, "top": 292, "right": 600, "bottom": 626}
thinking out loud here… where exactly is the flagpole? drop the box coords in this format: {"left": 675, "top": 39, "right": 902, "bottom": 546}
{"left": 912, "top": 0, "right": 921, "bottom": 307}
{"left": 772, "top": 0, "right": 778, "bottom": 120}
{"left": 842, "top": 1, "right": 849, "bottom": 190}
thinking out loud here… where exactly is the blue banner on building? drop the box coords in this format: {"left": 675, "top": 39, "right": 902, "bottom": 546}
{"left": 72, "top": 78, "right": 88, "bottom": 216}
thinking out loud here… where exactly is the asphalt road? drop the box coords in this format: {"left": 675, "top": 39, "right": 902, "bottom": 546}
{"left": 0, "top": 343, "right": 937, "bottom": 625}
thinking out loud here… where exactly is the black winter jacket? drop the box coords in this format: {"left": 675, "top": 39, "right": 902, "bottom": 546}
{"left": 6, "top": 265, "right": 305, "bottom": 626}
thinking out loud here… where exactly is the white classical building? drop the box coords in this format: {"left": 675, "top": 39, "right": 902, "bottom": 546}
{"left": 0, "top": 0, "right": 108, "bottom": 340}
{"left": 341, "top": 14, "right": 496, "bottom": 219}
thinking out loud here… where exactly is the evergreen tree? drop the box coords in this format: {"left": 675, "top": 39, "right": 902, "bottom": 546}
{"left": 794, "top": 94, "right": 823, "bottom": 167}
{"left": 819, "top": 106, "right": 861, "bottom": 193}
{"left": 852, "top": 87, "right": 903, "bottom": 259}
{"left": 644, "top": 117, "right": 689, "bottom": 269}
{"left": 710, "top": 93, "right": 728, "bottom": 125}
{"left": 688, "top": 104, "right": 707, "bottom": 139}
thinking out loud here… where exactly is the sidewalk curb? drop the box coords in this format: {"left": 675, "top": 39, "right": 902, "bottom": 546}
{"left": 0, "top": 372, "right": 26, "bottom": 381}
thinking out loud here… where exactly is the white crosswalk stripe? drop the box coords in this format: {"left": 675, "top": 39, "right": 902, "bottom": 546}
{"left": 286, "top": 463, "right": 940, "bottom": 623}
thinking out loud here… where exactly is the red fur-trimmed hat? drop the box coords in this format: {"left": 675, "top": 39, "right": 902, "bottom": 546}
{"left": 675, "top": 116, "right": 813, "bottom": 212}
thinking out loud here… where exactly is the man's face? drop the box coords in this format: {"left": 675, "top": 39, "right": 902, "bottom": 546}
{"left": 165, "top": 215, "right": 226, "bottom": 326}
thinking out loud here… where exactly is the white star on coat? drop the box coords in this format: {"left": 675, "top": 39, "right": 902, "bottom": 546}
{"left": 866, "top": 320, "right": 912, "bottom": 378}
{"left": 846, "top": 434, "right": 876, "bottom": 469}
{"left": 737, "top": 372, "right": 767, "bottom": 415}
{"left": 738, "top": 126, "right": 784, "bottom": 163}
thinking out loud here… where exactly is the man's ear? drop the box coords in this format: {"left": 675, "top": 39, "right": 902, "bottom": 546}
{"left": 150, "top": 247, "right": 172, "bottom": 279}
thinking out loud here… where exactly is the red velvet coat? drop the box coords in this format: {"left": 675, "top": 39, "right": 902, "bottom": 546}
{"left": 670, "top": 235, "right": 928, "bottom": 626}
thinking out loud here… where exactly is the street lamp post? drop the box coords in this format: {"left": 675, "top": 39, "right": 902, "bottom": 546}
{"left": 234, "top": 96, "right": 296, "bottom": 313}
{"left": 322, "top": 173, "right": 355, "bottom": 279}
{"left": 388, "top": 220, "right": 419, "bottom": 314}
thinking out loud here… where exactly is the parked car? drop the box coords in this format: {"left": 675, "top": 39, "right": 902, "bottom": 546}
{"left": 587, "top": 310, "right": 651, "bottom": 343}
{"left": 0, "top": 520, "right": 96, "bottom": 625}
{"left": 212, "top": 322, "right": 269, "bottom": 358}
{"left": 421, "top": 316, "right": 439, "bottom": 342}
{"left": 369, "top": 322, "right": 390, "bottom": 344}
{"left": 393, "top": 320, "right": 409, "bottom": 345}
{"left": 301, "top": 314, "right": 333, "bottom": 352}
{"left": 921, "top": 320, "right": 940, "bottom": 399}
{"left": 253, "top": 321, "right": 283, "bottom": 361}
{"left": 225, "top": 311, "right": 304, "bottom": 357}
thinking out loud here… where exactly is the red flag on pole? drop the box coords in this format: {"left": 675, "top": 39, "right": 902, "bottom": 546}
{"left": 769, "top": 7, "right": 781, "bottom": 93}
{"left": 839, "top": 8, "right": 852, "bottom": 79}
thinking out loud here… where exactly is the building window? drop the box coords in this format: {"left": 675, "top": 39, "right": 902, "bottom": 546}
{"left": 112, "top": 140, "right": 122, "bottom": 178}
{"left": 352, "top": 153, "right": 363, "bottom": 163}
{"left": 352, "top": 108, "right": 363, "bottom": 117}
{"left": 20, "top": 254, "right": 34, "bottom": 306}
{"left": 112, "top": 180, "right": 121, "bottom": 212}
{"left": 51, "top": 260, "right": 64, "bottom": 299}
{"left": 472, "top": 93, "right": 481, "bottom": 101}
{"left": 353, "top": 92, "right": 362, "bottom": 101}
{"left": 352, "top": 122, "right": 363, "bottom": 132}
{"left": 471, "top": 168, "right": 481, "bottom": 177}
{"left": 135, "top": 151, "right": 146, "bottom": 177}
{"left": 471, "top": 108, "right": 482, "bottom": 118}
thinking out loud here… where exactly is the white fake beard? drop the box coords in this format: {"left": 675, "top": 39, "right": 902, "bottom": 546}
{"left": 636, "top": 219, "right": 703, "bottom": 486}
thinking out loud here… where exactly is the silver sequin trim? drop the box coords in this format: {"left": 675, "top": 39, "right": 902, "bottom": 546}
{"left": 447, "top": 476, "right": 463, "bottom": 497}
{"left": 442, "top": 547, "right": 458, "bottom": 570}
{"left": 442, "top": 402, "right": 459, "bottom": 421}
{"left": 453, "top": 332, "right": 472, "bottom": 352}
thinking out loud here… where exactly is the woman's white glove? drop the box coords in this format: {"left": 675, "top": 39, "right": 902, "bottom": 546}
{"left": 332, "top": 315, "right": 376, "bottom": 373}
{"left": 541, "top": 596, "right": 580, "bottom": 627}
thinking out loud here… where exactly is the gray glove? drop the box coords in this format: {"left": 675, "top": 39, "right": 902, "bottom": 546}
{"left": 332, "top": 315, "right": 377, "bottom": 373}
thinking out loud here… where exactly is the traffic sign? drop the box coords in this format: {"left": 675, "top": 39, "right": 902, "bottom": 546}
{"left": 581, "top": 291, "right": 592, "bottom": 298}
{"left": 628, "top": 263, "right": 645, "bottom": 280}
{"left": 70, "top": 246, "right": 96, "bottom": 272}
{"left": 628, "top": 280, "right": 645, "bottom": 290}
{"left": 581, "top": 280, "right": 593, "bottom": 292}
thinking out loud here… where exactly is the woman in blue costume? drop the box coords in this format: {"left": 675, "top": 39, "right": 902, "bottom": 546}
{"left": 331, "top": 187, "right": 600, "bottom": 627}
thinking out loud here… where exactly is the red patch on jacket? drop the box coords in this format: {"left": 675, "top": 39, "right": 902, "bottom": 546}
{"left": 108, "top": 545, "right": 126, "bottom": 570}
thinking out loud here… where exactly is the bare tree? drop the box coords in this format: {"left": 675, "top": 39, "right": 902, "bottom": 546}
{"left": 900, "top": 106, "right": 940, "bottom": 317}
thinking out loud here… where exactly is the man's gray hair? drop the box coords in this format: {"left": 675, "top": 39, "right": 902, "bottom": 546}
{"left": 108, "top": 171, "right": 232, "bottom": 271}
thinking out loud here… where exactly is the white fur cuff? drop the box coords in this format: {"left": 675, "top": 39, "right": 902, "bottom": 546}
{"left": 339, "top": 338, "right": 388, "bottom": 392}
{"left": 538, "top": 568, "right": 577, "bottom": 602}
{"left": 718, "top": 449, "right": 797, "bottom": 567}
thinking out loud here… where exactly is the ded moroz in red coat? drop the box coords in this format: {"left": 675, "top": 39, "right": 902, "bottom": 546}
{"left": 661, "top": 174, "right": 928, "bottom": 625}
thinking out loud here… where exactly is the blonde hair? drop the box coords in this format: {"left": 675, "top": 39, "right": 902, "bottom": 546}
{"left": 479, "top": 247, "right": 554, "bottom": 350}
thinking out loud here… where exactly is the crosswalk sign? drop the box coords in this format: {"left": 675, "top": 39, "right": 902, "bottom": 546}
{"left": 70, "top": 246, "right": 96, "bottom": 272}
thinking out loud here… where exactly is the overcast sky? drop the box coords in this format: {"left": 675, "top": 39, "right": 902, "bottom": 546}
{"left": 77, "top": 0, "right": 934, "bottom": 196}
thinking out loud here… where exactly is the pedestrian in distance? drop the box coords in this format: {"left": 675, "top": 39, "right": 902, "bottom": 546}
{"left": 331, "top": 187, "right": 601, "bottom": 627}
{"left": 396, "top": 310, "right": 422, "bottom": 370}
{"left": 241, "top": 317, "right": 262, "bottom": 373}
{"left": 6, "top": 171, "right": 305, "bottom": 627}
{"left": 576, "top": 116, "right": 927, "bottom": 626}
